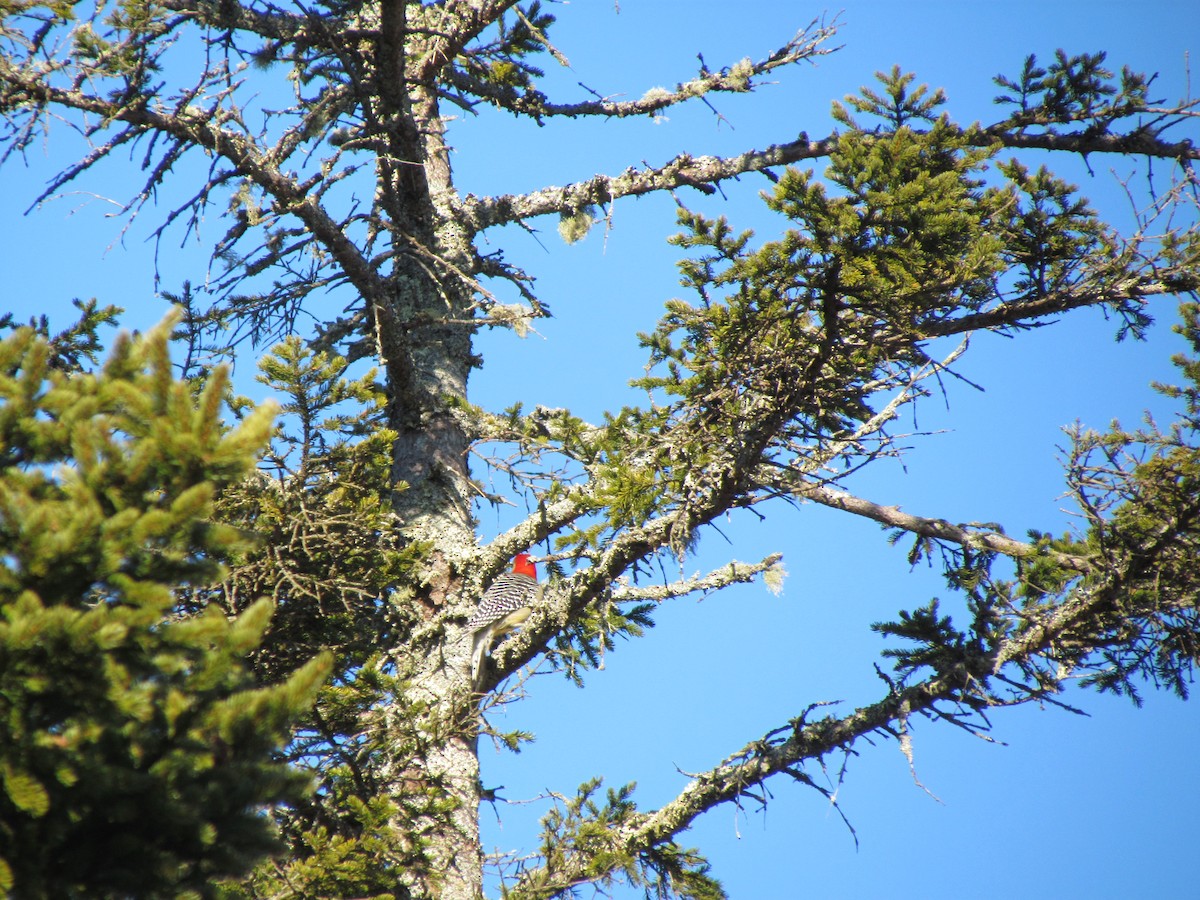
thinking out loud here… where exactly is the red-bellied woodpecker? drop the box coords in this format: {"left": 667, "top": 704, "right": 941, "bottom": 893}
{"left": 467, "top": 552, "right": 541, "bottom": 690}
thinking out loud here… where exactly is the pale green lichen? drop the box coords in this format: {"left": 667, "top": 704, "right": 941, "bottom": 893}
{"left": 558, "top": 207, "right": 596, "bottom": 244}
{"left": 728, "top": 57, "right": 754, "bottom": 90}
{"left": 763, "top": 560, "right": 788, "bottom": 596}
{"left": 487, "top": 303, "right": 535, "bottom": 337}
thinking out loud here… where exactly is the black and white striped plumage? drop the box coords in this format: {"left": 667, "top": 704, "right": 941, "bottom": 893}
{"left": 468, "top": 553, "right": 540, "bottom": 690}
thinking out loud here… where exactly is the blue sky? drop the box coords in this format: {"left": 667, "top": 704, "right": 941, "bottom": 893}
{"left": 2, "top": 1, "right": 1198, "bottom": 897}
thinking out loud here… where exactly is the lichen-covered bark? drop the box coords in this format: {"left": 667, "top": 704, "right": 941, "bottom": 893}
{"left": 367, "top": 7, "right": 493, "bottom": 894}
{"left": 4, "top": 5, "right": 1200, "bottom": 897}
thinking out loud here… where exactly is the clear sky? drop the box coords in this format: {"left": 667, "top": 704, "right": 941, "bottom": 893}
{"left": 2, "top": 1, "right": 1198, "bottom": 897}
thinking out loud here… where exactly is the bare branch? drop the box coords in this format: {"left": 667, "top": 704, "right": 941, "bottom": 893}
{"left": 790, "top": 481, "right": 1093, "bottom": 572}
{"left": 609, "top": 554, "right": 784, "bottom": 603}
{"left": 459, "top": 135, "right": 836, "bottom": 231}
{"left": 920, "top": 274, "right": 1200, "bottom": 339}
{"left": 412, "top": 1, "right": 525, "bottom": 84}
{"left": 445, "top": 18, "right": 840, "bottom": 123}
{"left": 157, "top": 0, "right": 310, "bottom": 42}
{"left": 507, "top": 670, "right": 967, "bottom": 895}
{"left": 461, "top": 116, "right": 1200, "bottom": 232}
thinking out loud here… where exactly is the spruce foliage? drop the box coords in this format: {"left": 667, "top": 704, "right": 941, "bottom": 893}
{"left": 0, "top": 315, "right": 329, "bottom": 899}
{"left": 1, "top": 6, "right": 1199, "bottom": 898}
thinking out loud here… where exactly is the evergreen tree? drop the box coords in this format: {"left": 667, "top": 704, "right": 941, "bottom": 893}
{"left": 0, "top": 312, "right": 330, "bottom": 898}
{"left": 1, "top": 6, "right": 1198, "bottom": 899}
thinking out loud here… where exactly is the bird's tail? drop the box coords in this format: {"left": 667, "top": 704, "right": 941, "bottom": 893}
{"left": 470, "top": 628, "right": 491, "bottom": 692}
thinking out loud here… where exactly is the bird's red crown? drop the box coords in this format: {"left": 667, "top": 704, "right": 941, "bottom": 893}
{"left": 512, "top": 552, "right": 537, "bottom": 580}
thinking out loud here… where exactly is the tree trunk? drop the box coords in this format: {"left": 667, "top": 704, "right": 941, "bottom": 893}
{"left": 372, "top": 8, "right": 484, "bottom": 891}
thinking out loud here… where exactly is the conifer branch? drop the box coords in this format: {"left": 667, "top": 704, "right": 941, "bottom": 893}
{"left": 157, "top": 0, "right": 308, "bottom": 42}
{"left": 444, "top": 18, "right": 840, "bottom": 122}
{"left": 609, "top": 554, "right": 784, "bottom": 603}
{"left": 459, "top": 135, "right": 837, "bottom": 230}
{"left": 412, "top": 1, "right": 525, "bottom": 83}
{"left": 918, "top": 273, "right": 1200, "bottom": 338}
{"left": 789, "top": 482, "right": 1093, "bottom": 572}
{"left": 5, "top": 8, "right": 1199, "bottom": 895}
{"left": 505, "top": 669, "right": 967, "bottom": 895}
{"left": 982, "top": 125, "right": 1199, "bottom": 160}
{"left": 0, "top": 56, "right": 427, "bottom": 421}
{"left": 0, "top": 69, "right": 387, "bottom": 305}
{"left": 462, "top": 116, "right": 1199, "bottom": 232}
{"left": 509, "top": 495, "right": 1194, "bottom": 893}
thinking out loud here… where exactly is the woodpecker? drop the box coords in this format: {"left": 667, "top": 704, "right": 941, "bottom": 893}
{"left": 467, "top": 552, "right": 541, "bottom": 690}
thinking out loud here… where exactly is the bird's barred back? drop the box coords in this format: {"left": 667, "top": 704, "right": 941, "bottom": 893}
{"left": 467, "top": 572, "right": 539, "bottom": 629}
